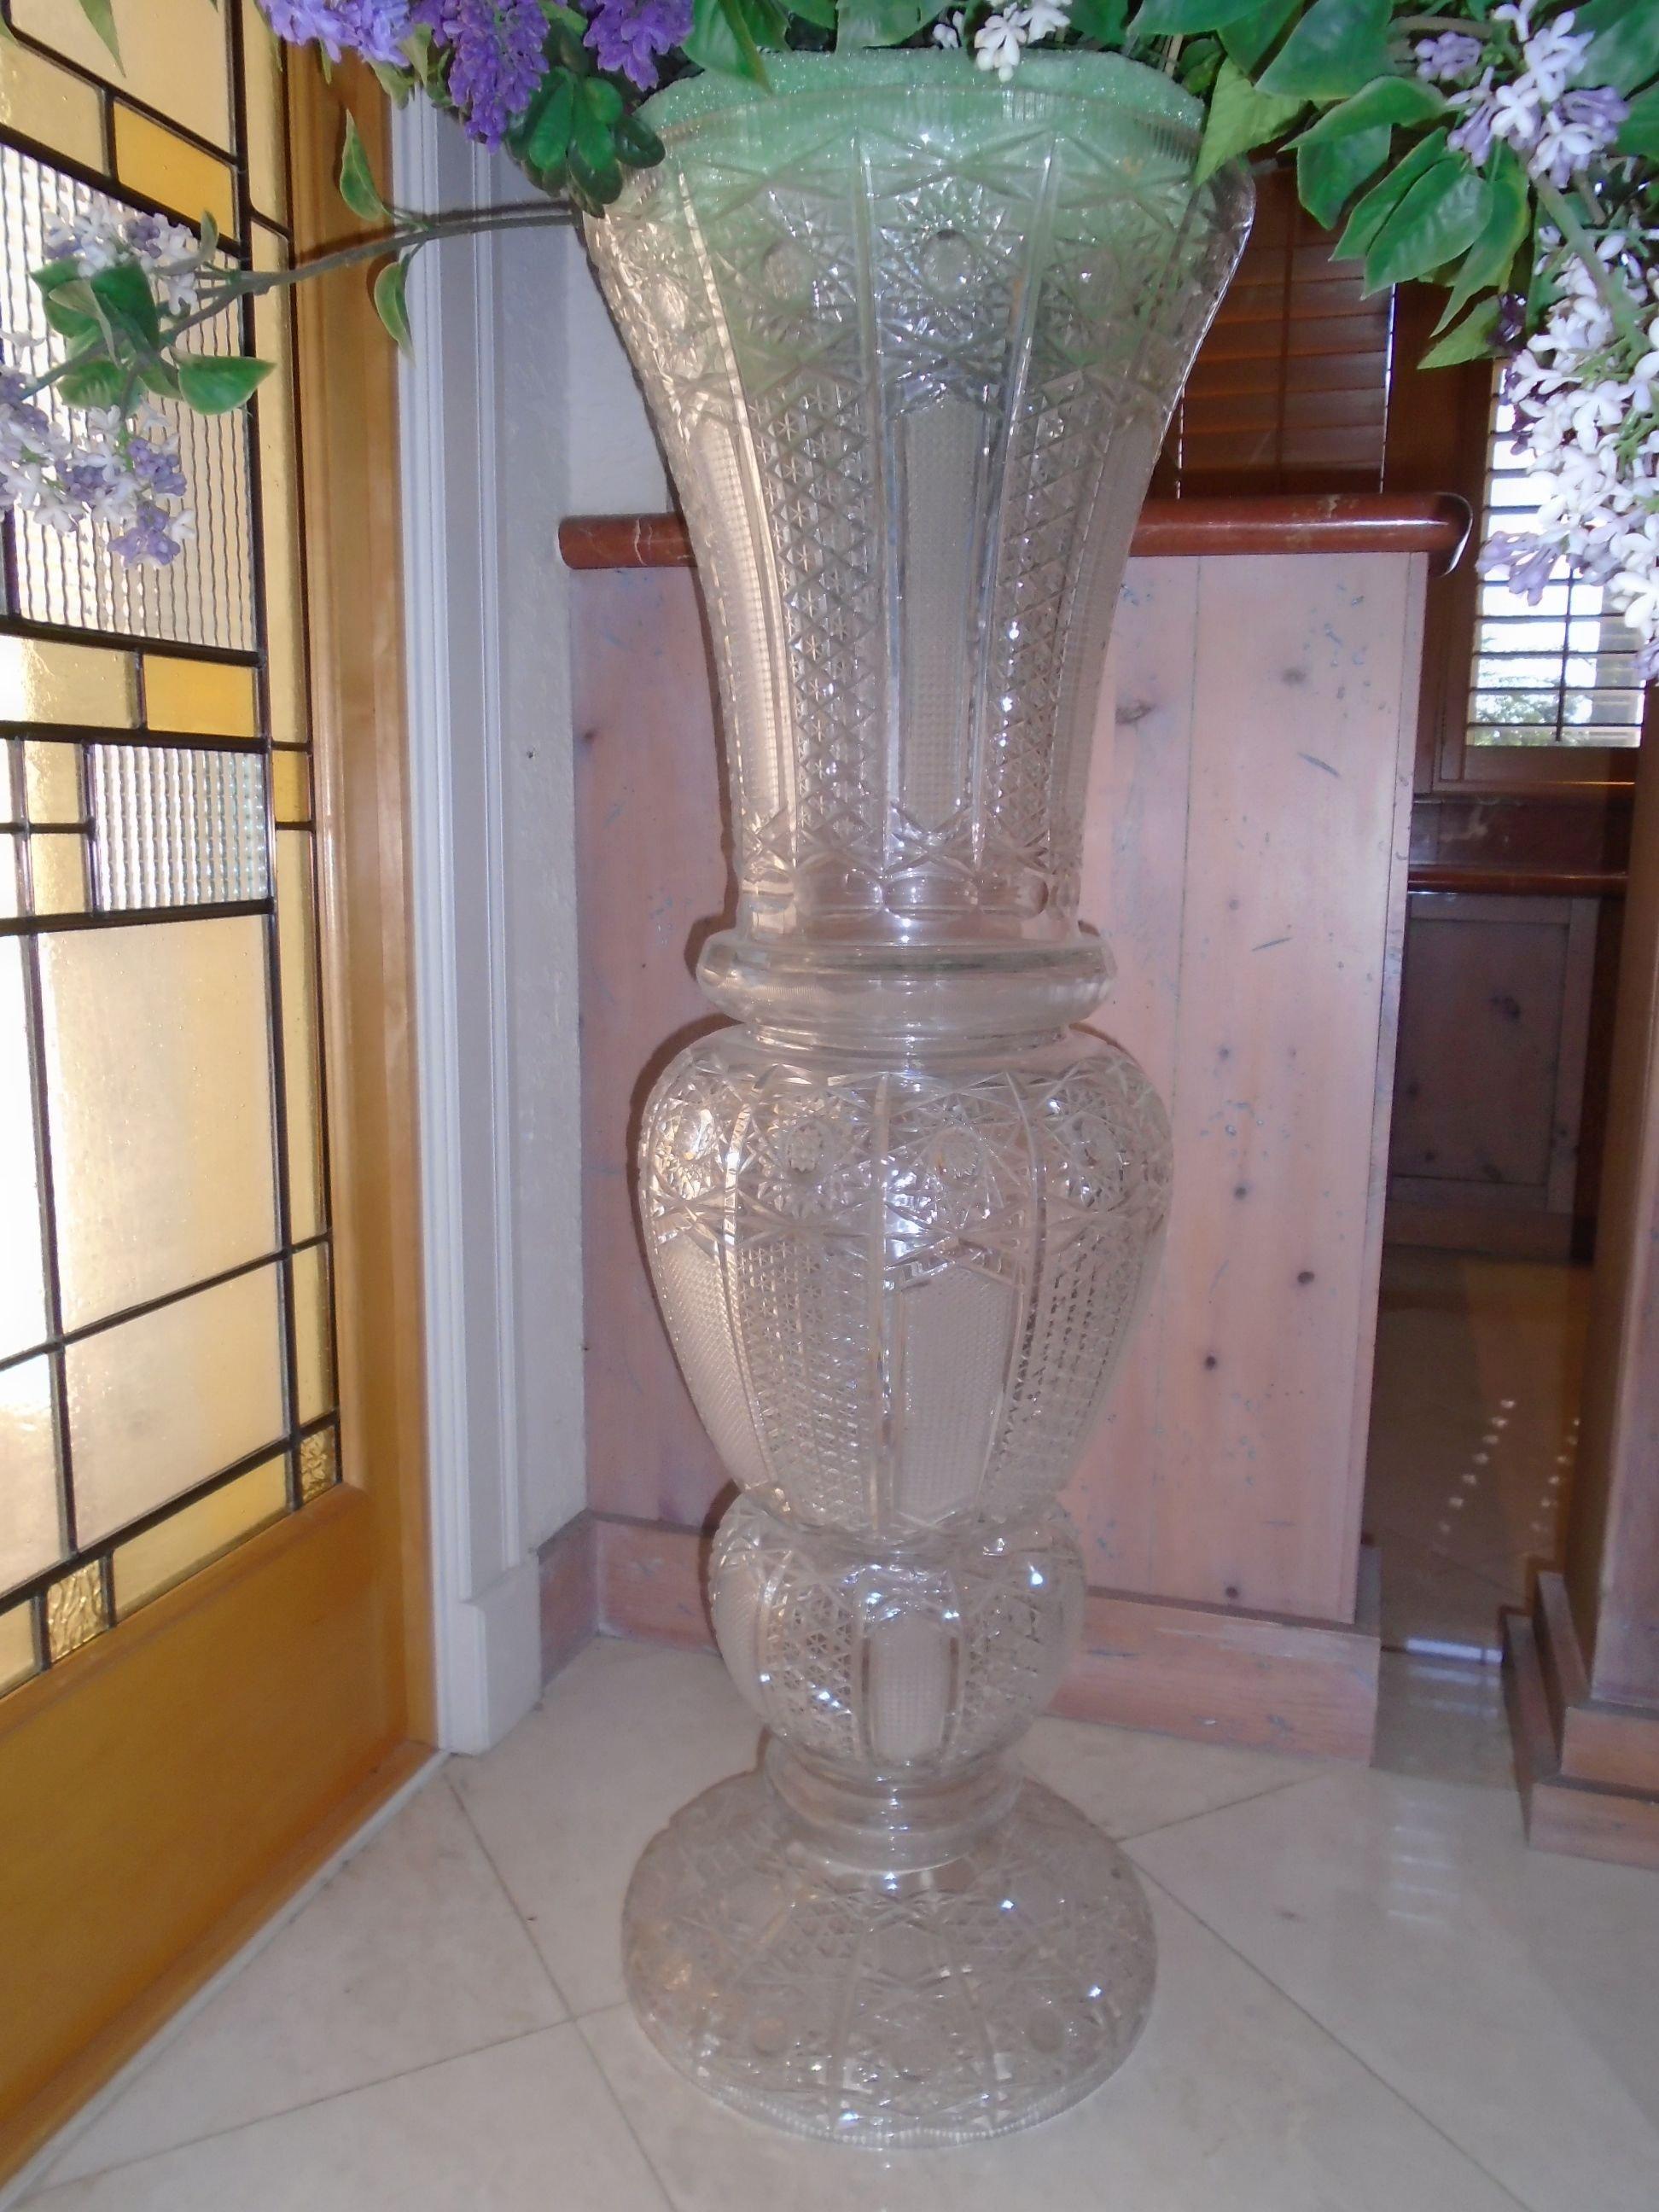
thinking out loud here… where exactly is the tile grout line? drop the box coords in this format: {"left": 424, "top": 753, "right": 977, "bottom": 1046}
{"left": 21, "top": 2028, "right": 564, "bottom": 2199}
{"left": 1129, "top": 1866, "right": 1539, "bottom": 2212}
{"left": 570, "top": 2013, "right": 680, "bottom": 2212}
{"left": 443, "top": 1771, "right": 581, "bottom": 2026}
{"left": 1110, "top": 1768, "right": 1324, "bottom": 1848}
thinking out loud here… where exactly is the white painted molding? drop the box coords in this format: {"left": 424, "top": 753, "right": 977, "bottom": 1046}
{"left": 395, "top": 102, "right": 543, "bottom": 1754}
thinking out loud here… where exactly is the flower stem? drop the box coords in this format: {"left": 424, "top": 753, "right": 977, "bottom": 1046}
{"left": 1534, "top": 178, "right": 1649, "bottom": 360}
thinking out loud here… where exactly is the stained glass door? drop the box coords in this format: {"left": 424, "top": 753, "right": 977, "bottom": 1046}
{"left": 0, "top": 6, "right": 429, "bottom": 2179}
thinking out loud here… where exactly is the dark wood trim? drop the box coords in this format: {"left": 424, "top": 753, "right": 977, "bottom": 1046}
{"left": 1407, "top": 865, "right": 1627, "bottom": 898}
{"left": 559, "top": 495, "right": 1470, "bottom": 574}
{"left": 552, "top": 1512, "right": 1379, "bottom": 1761}
{"left": 1505, "top": 1579, "right": 1659, "bottom": 1871}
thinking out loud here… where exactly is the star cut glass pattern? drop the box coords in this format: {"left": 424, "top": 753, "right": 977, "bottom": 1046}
{"left": 589, "top": 50, "right": 1251, "bottom": 2146}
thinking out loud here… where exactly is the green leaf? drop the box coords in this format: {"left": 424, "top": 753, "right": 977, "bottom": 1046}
{"left": 373, "top": 259, "right": 413, "bottom": 355}
{"left": 580, "top": 75, "right": 625, "bottom": 125}
{"left": 1335, "top": 125, "right": 1447, "bottom": 259}
{"left": 1616, "top": 82, "right": 1659, "bottom": 156}
{"left": 1363, "top": 153, "right": 1493, "bottom": 292}
{"left": 89, "top": 259, "right": 163, "bottom": 353}
{"left": 1259, "top": 0, "right": 1389, "bottom": 101}
{"left": 1418, "top": 294, "right": 1500, "bottom": 370}
{"left": 75, "top": 0, "right": 122, "bottom": 65}
{"left": 370, "top": 60, "right": 416, "bottom": 106}
{"left": 788, "top": 0, "right": 839, "bottom": 25}
{"left": 1573, "top": 0, "right": 1659, "bottom": 96}
{"left": 1434, "top": 143, "right": 1528, "bottom": 328}
{"left": 1218, "top": 0, "right": 1301, "bottom": 73}
{"left": 1128, "top": 0, "right": 1262, "bottom": 31}
{"left": 1196, "top": 56, "right": 1305, "bottom": 182}
{"left": 614, "top": 110, "right": 666, "bottom": 167}
{"left": 56, "top": 356, "right": 125, "bottom": 406}
{"left": 138, "top": 359, "right": 183, "bottom": 400}
{"left": 338, "top": 112, "right": 390, "bottom": 224}
{"left": 835, "top": 0, "right": 952, "bottom": 47}
{"left": 1297, "top": 125, "right": 1389, "bottom": 226}
{"left": 1292, "top": 74, "right": 1447, "bottom": 224}
{"left": 516, "top": 72, "right": 577, "bottom": 171}
{"left": 684, "top": 0, "right": 775, "bottom": 79}
{"left": 1071, "top": 0, "right": 1130, "bottom": 39}
{"left": 175, "top": 354, "right": 275, "bottom": 415}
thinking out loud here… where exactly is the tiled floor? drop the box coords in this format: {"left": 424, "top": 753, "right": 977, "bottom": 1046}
{"left": 20, "top": 1637, "right": 1659, "bottom": 2212}
{"left": 1365, "top": 1249, "right": 1590, "bottom": 1667}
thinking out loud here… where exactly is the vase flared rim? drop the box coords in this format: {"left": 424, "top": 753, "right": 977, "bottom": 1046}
{"left": 638, "top": 49, "right": 1207, "bottom": 149}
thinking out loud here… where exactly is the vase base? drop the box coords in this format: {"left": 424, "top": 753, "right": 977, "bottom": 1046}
{"left": 621, "top": 1766, "right": 1156, "bottom": 2148}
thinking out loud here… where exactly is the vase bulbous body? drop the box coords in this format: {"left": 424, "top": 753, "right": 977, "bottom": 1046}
{"left": 586, "top": 50, "right": 1250, "bottom": 2147}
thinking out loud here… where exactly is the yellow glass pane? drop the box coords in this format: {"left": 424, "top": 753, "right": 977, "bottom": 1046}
{"left": 298, "top": 1427, "right": 336, "bottom": 1503}
{"left": 292, "top": 1242, "right": 332, "bottom": 1425}
{"left": 0, "top": 1603, "right": 37, "bottom": 1696}
{"left": 253, "top": 227, "right": 306, "bottom": 748}
{"left": 45, "top": 1561, "right": 106, "bottom": 1661}
{"left": 0, "top": 37, "right": 105, "bottom": 170}
{"left": 271, "top": 748, "right": 310, "bottom": 825}
{"left": 67, "top": 1263, "right": 285, "bottom": 1544}
{"left": 0, "top": 941, "right": 48, "bottom": 1357}
{"left": 114, "top": 1454, "right": 288, "bottom": 1615}
{"left": 0, "top": 1355, "right": 61, "bottom": 1592}
{"left": 143, "top": 655, "right": 259, "bottom": 739}
{"left": 24, "top": 739, "right": 80, "bottom": 824}
{"left": 276, "top": 832, "right": 323, "bottom": 1241}
{"left": 41, "top": 916, "right": 276, "bottom": 1329}
{"left": 241, "top": 0, "right": 287, "bottom": 223}
{"left": 30, "top": 832, "right": 86, "bottom": 915}
{"left": 113, "top": 106, "right": 236, "bottom": 237}
{"left": 0, "top": 637, "right": 136, "bottom": 727}
{"left": 12, "top": 0, "right": 232, "bottom": 151}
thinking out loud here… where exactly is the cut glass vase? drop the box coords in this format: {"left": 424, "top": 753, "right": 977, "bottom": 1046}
{"left": 585, "top": 50, "right": 1252, "bottom": 2146}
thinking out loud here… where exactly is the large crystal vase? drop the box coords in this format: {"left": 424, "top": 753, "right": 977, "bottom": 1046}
{"left": 585, "top": 50, "right": 1251, "bottom": 2145}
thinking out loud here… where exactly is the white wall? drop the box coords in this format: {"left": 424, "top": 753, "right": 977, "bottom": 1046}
{"left": 397, "top": 111, "right": 662, "bottom": 1749}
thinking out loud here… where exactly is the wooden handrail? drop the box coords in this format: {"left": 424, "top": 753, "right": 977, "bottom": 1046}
{"left": 560, "top": 493, "right": 1471, "bottom": 574}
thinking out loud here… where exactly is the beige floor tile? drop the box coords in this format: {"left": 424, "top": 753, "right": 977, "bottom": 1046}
{"left": 1371, "top": 1650, "right": 1516, "bottom": 1788}
{"left": 25, "top": 2030, "right": 667, "bottom": 2212}
{"left": 1018, "top": 1709, "right": 1312, "bottom": 1838}
{"left": 41, "top": 1777, "right": 562, "bottom": 2188}
{"left": 1130, "top": 1765, "right": 1659, "bottom": 2212}
{"left": 448, "top": 1639, "right": 764, "bottom": 2015}
{"left": 580, "top": 1881, "right": 1522, "bottom": 2212}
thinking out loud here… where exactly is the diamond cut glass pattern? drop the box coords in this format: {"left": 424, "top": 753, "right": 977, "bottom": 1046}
{"left": 589, "top": 53, "right": 1250, "bottom": 2147}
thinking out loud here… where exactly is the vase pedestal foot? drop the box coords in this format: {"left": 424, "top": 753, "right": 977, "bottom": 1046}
{"left": 621, "top": 1763, "right": 1156, "bottom": 2148}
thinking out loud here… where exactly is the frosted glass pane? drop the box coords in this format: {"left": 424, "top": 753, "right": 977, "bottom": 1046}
{"left": 114, "top": 1454, "right": 287, "bottom": 1614}
{"left": 24, "top": 740, "right": 81, "bottom": 824}
{"left": 0, "top": 835, "right": 19, "bottom": 918}
{"left": 13, "top": 0, "right": 232, "bottom": 151}
{"left": 253, "top": 228, "right": 306, "bottom": 748}
{"left": 242, "top": 0, "right": 287, "bottom": 222}
{"left": 29, "top": 832, "right": 85, "bottom": 914}
{"left": 143, "top": 655, "right": 259, "bottom": 739}
{"left": 0, "top": 38, "right": 105, "bottom": 170}
{"left": 271, "top": 749, "right": 310, "bottom": 825}
{"left": 292, "top": 1242, "right": 332, "bottom": 1425}
{"left": 0, "top": 1355, "right": 61, "bottom": 1592}
{"left": 41, "top": 917, "right": 277, "bottom": 1328}
{"left": 298, "top": 1426, "right": 336, "bottom": 1503}
{"left": 67, "top": 1263, "right": 285, "bottom": 1543}
{"left": 0, "top": 940, "right": 48, "bottom": 1357}
{"left": 276, "top": 833, "right": 323, "bottom": 1241}
{"left": 0, "top": 1603, "right": 36, "bottom": 1694}
{"left": 113, "top": 108, "right": 235, "bottom": 237}
{"left": 0, "top": 637, "right": 136, "bottom": 726}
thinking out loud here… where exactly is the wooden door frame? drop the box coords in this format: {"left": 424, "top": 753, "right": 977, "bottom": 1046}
{"left": 0, "top": 63, "right": 433, "bottom": 2186}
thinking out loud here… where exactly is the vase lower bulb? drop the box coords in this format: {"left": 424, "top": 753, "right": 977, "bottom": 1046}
{"left": 621, "top": 1491, "right": 1157, "bottom": 2146}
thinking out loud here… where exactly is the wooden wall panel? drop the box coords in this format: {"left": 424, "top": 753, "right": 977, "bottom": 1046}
{"left": 1074, "top": 555, "right": 1421, "bottom": 1623}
